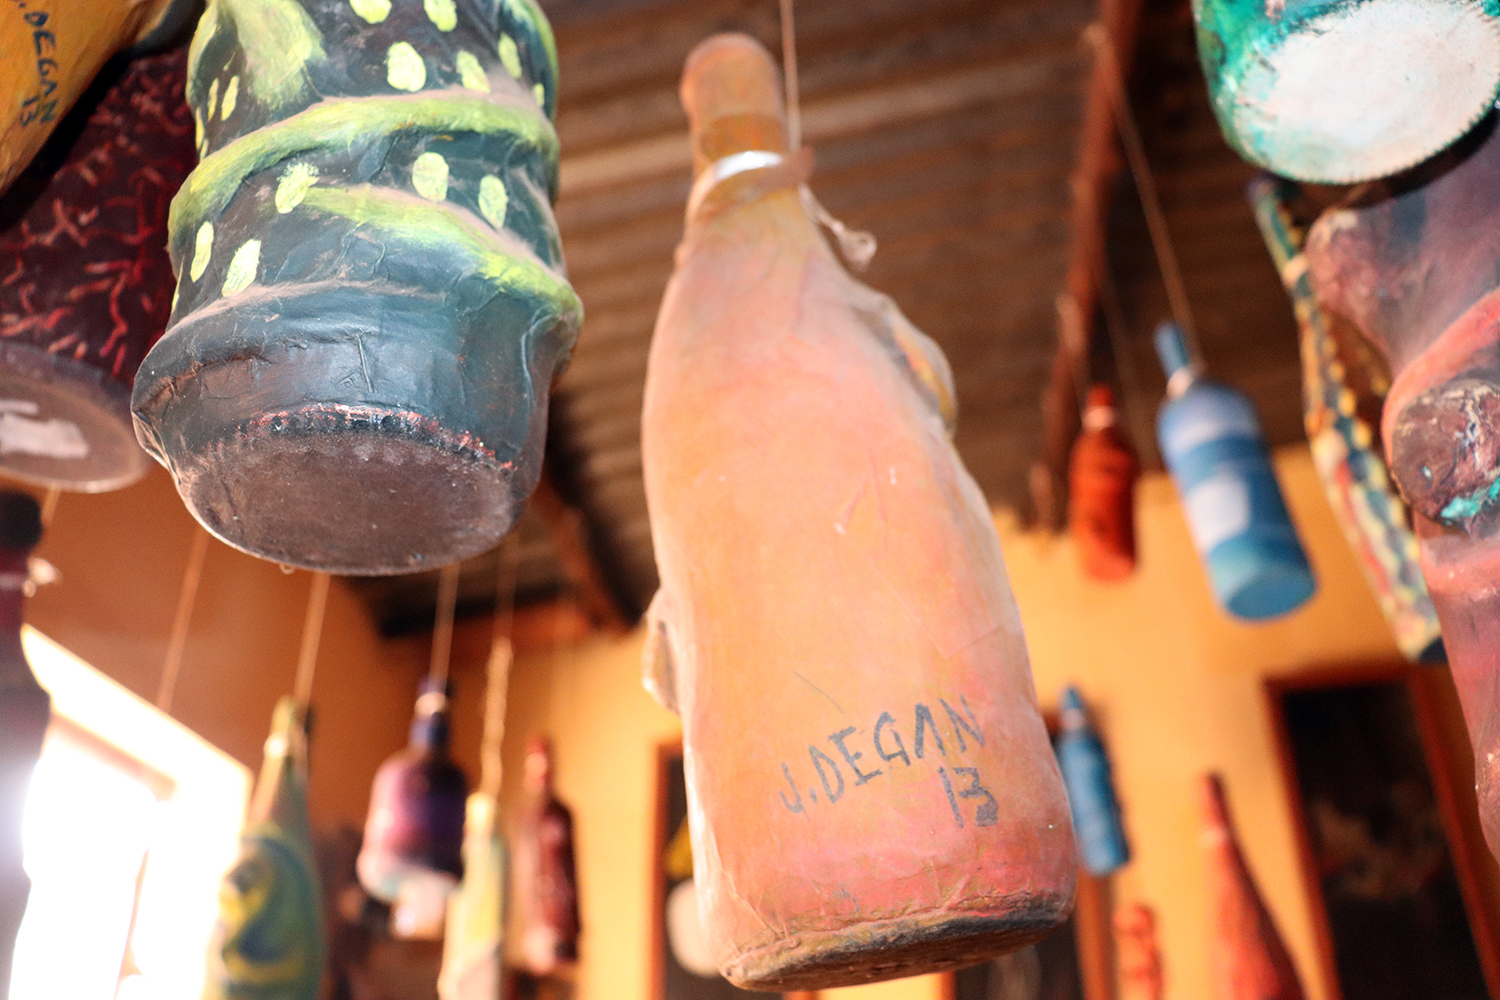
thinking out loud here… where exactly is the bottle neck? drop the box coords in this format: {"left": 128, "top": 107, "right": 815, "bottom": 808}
{"left": 1165, "top": 364, "right": 1201, "bottom": 401}
{"left": 410, "top": 706, "right": 451, "bottom": 754}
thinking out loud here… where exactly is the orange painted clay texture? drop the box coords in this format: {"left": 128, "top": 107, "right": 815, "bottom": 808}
{"left": 640, "top": 33, "right": 1075, "bottom": 993}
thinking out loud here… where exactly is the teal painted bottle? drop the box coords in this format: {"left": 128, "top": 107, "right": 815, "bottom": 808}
{"left": 1055, "top": 687, "right": 1129, "bottom": 877}
{"left": 1155, "top": 323, "right": 1315, "bottom": 620}
{"left": 1191, "top": 0, "right": 1500, "bottom": 183}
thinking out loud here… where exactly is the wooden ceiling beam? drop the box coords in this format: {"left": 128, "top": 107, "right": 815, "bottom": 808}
{"left": 527, "top": 469, "right": 634, "bottom": 634}
{"left": 1037, "top": 0, "right": 1147, "bottom": 529}
{"left": 559, "top": 48, "right": 1085, "bottom": 194}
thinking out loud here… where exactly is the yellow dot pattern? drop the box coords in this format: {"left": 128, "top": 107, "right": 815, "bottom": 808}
{"left": 498, "top": 35, "right": 522, "bottom": 79}
{"left": 350, "top": 0, "right": 390, "bottom": 22}
{"left": 424, "top": 0, "right": 457, "bottom": 30}
{"left": 412, "top": 152, "right": 450, "bottom": 202}
{"left": 190, "top": 222, "right": 215, "bottom": 281}
{"left": 478, "top": 175, "right": 508, "bottom": 228}
{"left": 223, "top": 240, "right": 262, "bottom": 296}
{"left": 456, "top": 50, "right": 490, "bottom": 92}
{"left": 533, "top": 82, "right": 546, "bottom": 107}
{"left": 387, "top": 42, "right": 427, "bottom": 92}
{"left": 207, "top": 77, "right": 220, "bottom": 120}
{"left": 275, "top": 162, "right": 320, "bottom": 213}
{"left": 221, "top": 75, "right": 239, "bottom": 119}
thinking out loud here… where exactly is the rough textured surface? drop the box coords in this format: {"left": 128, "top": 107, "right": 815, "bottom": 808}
{"left": 133, "top": 0, "right": 580, "bottom": 573}
{"left": 0, "top": 51, "right": 194, "bottom": 490}
{"left": 642, "top": 34, "right": 1074, "bottom": 991}
{"left": 205, "top": 698, "right": 325, "bottom": 1000}
{"left": 1307, "top": 117, "right": 1500, "bottom": 860}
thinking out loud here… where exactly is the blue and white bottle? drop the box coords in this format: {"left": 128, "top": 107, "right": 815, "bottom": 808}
{"left": 1055, "top": 687, "right": 1129, "bottom": 877}
{"left": 1156, "top": 322, "right": 1315, "bottom": 620}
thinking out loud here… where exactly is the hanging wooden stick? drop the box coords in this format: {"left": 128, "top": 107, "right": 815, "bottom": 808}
{"left": 156, "top": 527, "right": 210, "bottom": 713}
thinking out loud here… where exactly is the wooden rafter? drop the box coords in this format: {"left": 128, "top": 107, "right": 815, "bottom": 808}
{"left": 529, "top": 468, "right": 632, "bottom": 634}
{"left": 1037, "top": 0, "right": 1148, "bottom": 528}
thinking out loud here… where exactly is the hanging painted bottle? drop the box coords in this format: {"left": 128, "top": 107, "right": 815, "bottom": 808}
{"left": 0, "top": 51, "right": 195, "bottom": 492}
{"left": 1054, "top": 687, "right": 1129, "bottom": 876}
{"left": 131, "top": 0, "right": 581, "bottom": 574}
{"left": 1155, "top": 322, "right": 1315, "bottom": 620}
{"left": 1199, "top": 774, "right": 1306, "bottom": 1000}
{"left": 1247, "top": 175, "right": 1440, "bottom": 662}
{"left": 0, "top": 0, "right": 192, "bottom": 195}
{"left": 1068, "top": 385, "right": 1139, "bottom": 581}
{"left": 640, "top": 33, "right": 1074, "bottom": 991}
{"left": 1190, "top": 0, "right": 1500, "bottom": 183}
{"left": 205, "top": 697, "right": 324, "bottom": 1000}
{"left": 510, "top": 736, "right": 579, "bottom": 976}
{"left": 358, "top": 679, "right": 468, "bottom": 935}
{"left": 439, "top": 633, "right": 514, "bottom": 1000}
{"left": 0, "top": 492, "right": 46, "bottom": 1000}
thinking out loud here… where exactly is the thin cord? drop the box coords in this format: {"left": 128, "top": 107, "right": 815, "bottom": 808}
{"left": 778, "top": 0, "right": 801, "bottom": 151}
{"left": 39, "top": 488, "right": 60, "bottom": 527}
{"left": 293, "top": 571, "right": 331, "bottom": 707}
{"left": 156, "top": 527, "right": 210, "bottom": 713}
{"left": 1095, "top": 248, "right": 1152, "bottom": 452}
{"left": 1086, "top": 24, "right": 1202, "bottom": 361}
{"left": 428, "top": 562, "right": 462, "bottom": 692}
{"left": 775, "top": 0, "right": 875, "bottom": 268}
{"left": 480, "top": 537, "right": 520, "bottom": 801}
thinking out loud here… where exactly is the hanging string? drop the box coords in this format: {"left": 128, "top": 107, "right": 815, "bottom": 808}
{"left": 428, "top": 562, "right": 462, "bottom": 693}
{"left": 1095, "top": 247, "right": 1153, "bottom": 453}
{"left": 293, "top": 571, "right": 331, "bottom": 707}
{"left": 775, "top": 0, "right": 877, "bottom": 269}
{"left": 155, "top": 527, "right": 210, "bottom": 713}
{"left": 1085, "top": 24, "right": 1203, "bottom": 362}
{"left": 778, "top": 0, "right": 801, "bottom": 152}
{"left": 39, "top": 487, "right": 60, "bottom": 527}
{"left": 479, "top": 538, "right": 520, "bottom": 802}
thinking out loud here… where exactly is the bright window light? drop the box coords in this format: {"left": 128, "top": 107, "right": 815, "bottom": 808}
{"left": 10, "top": 628, "right": 251, "bottom": 1000}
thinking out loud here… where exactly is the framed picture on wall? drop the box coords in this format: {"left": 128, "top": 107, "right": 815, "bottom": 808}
{"left": 651, "top": 743, "right": 816, "bottom": 1000}
{"left": 1266, "top": 664, "right": 1500, "bottom": 1000}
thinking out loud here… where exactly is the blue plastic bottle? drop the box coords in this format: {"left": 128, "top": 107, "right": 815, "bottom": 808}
{"left": 1055, "top": 687, "right": 1129, "bottom": 876}
{"left": 1155, "top": 322, "right": 1315, "bottom": 620}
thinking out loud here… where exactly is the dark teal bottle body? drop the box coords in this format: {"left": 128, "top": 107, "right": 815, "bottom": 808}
{"left": 1156, "top": 323, "right": 1315, "bottom": 620}
{"left": 1055, "top": 688, "right": 1128, "bottom": 877}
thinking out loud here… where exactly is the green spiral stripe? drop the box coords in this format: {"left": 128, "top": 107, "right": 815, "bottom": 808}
{"left": 169, "top": 93, "right": 560, "bottom": 253}
{"left": 298, "top": 184, "right": 581, "bottom": 317}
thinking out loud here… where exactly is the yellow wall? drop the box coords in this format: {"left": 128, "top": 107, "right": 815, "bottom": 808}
{"left": 23, "top": 466, "right": 415, "bottom": 833}
{"left": 19, "top": 446, "right": 1488, "bottom": 1000}
{"left": 480, "top": 445, "right": 1481, "bottom": 1000}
